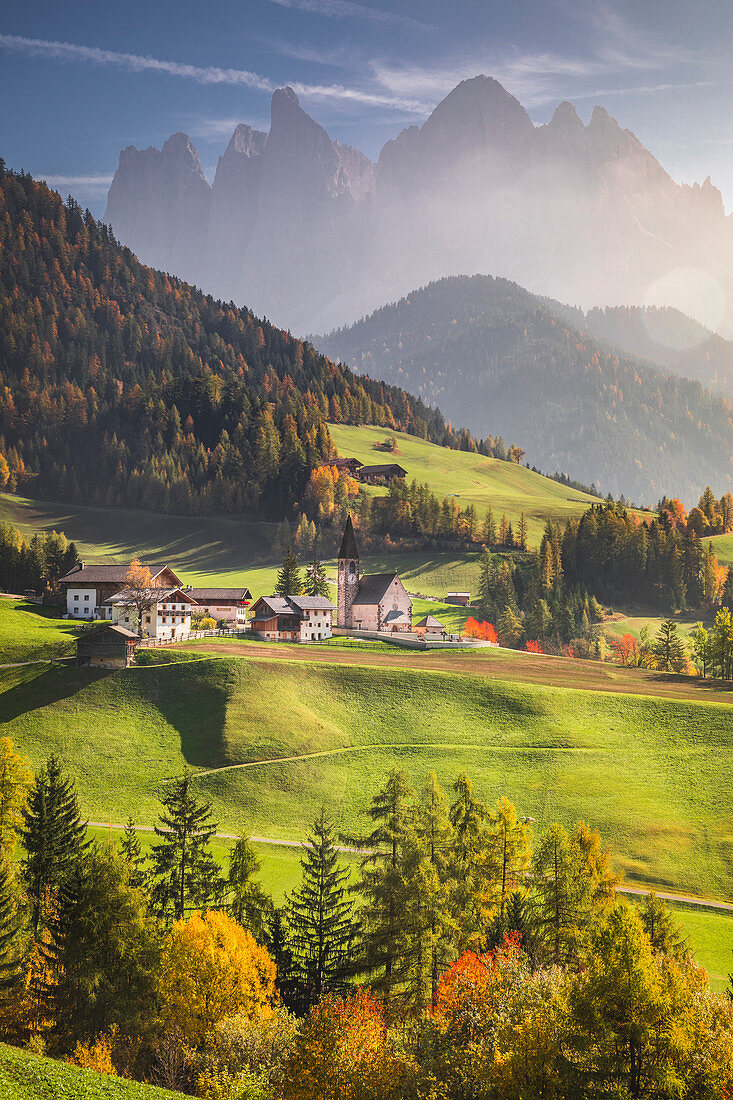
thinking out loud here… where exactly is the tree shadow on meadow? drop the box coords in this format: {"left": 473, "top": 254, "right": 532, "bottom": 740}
{"left": 0, "top": 664, "right": 115, "bottom": 724}
{"left": 133, "top": 658, "right": 233, "bottom": 771}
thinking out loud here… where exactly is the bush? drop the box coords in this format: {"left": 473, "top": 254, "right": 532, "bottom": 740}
{"left": 196, "top": 1007, "right": 297, "bottom": 1095}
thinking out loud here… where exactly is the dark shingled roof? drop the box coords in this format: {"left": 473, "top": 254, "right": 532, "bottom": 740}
{"left": 189, "top": 588, "right": 252, "bottom": 601}
{"left": 79, "top": 624, "right": 139, "bottom": 641}
{"left": 59, "top": 563, "right": 182, "bottom": 585}
{"left": 358, "top": 464, "right": 407, "bottom": 477}
{"left": 251, "top": 595, "right": 336, "bottom": 619}
{"left": 338, "top": 515, "right": 360, "bottom": 560}
{"left": 352, "top": 572, "right": 403, "bottom": 606}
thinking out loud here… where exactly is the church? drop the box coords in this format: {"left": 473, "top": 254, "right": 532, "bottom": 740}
{"left": 337, "top": 515, "right": 412, "bottom": 633}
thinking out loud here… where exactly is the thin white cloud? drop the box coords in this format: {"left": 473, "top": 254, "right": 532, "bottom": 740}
{"left": 41, "top": 173, "right": 114, "bottom": 186}
{"left": 265, "top": 0, "right": 427, "bottom": 29}
{"left": 0, "top": 33, "right": 428, "bottom": 113}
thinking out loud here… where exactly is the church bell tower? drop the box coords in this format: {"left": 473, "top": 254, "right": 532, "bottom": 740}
{"left": 337, "top": 515, "right": 360, "bottom": 628}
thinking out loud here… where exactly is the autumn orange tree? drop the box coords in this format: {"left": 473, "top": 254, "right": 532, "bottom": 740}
{"left": 280, "top": 989, "right": 418, "bottom": 1100}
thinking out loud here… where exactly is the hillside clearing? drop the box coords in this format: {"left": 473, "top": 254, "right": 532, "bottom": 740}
{"left": 0, "top": 1041, "right": 185, "bottom": 1099}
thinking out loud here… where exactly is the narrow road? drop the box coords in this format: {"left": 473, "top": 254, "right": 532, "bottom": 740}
{"left": 88, "top": 821, "right": 733, "bottom": 911}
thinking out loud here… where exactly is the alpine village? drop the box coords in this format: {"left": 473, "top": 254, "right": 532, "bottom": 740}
{"left": 4, "top": 8, "right": 733, "bottom": 1099}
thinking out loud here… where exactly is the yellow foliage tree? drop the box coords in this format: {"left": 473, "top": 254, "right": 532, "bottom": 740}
{"left": 158, "top": 910, "right": 276, "bottom": 1047}
{"left": 0, "top": 738, "right": 31, "bottom": 856}
{"left": 68, "top": 1027, "right": 117, "bottom": 1075}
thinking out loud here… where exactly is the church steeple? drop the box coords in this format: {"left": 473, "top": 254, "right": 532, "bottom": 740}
{"left": 337, "top": 514, "right": 360, "bottom": 628}
{"left": 338, "top": 514, "right": 359, "bottom": 561}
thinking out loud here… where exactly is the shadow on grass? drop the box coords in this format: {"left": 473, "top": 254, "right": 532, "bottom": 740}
{"left": 648, "top": 671, "right": 733, "bottom": 696}
{"left": 133, "top": 658, "right": 233, "bottom": 770}
{"left": 0, "top": 664, "right": 114, "bottom": 722}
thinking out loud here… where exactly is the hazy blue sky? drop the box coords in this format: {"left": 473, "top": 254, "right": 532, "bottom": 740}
{"left": 2, "top": 0, "right": 733, "bottom": 214}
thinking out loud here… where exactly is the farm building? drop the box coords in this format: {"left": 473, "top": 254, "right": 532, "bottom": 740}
{"left": 414, "top": 614, "right": 447, "bottom": 639}
{"left": 325, "top": 457, "right": 363, "bottom": 475}
{"left": 187, "top": 588, "right": 252, "bottom": 627}
{"left": 100, "top": 586, "right": 197, "bottom": 641}
{"left": 59, "top": 562, "right": 183, "bottom": 620}
{"left": 76, "top": 624, "right": 138, "bottom": 669}
{"left": 444, "top": 592, "right": 471, "bottom": 606}
{"left": 249, "top": 595, "right": 336, "bottom": 642}
{"left": 338, "top": 516, "right": 412, "bottom": 633}
{"left": 358, "top": 463, "right": 407, "bottom": 484}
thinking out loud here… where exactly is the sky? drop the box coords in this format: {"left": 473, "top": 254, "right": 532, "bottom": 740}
{"left": 2, "top": 0, "right": 733, "bottom": 216}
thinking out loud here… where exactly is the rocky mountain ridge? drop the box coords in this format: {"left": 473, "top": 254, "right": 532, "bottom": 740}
{"left": 104, "top": 75, "right": 733, "bottom": 337}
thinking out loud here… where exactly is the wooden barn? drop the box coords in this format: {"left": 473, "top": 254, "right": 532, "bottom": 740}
{"left": 76, "top": 624, "right": 138, "bottom": 669}
{"left": 358, "top": 463, "right": 407, "bottom": 484}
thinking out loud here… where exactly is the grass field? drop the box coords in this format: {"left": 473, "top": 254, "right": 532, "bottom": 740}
{"left": 704, "top": 531, "right": 733, "bottom": 567}
{"left": 0, "top": 600, "right": 83, "bottom": 664}
{"left": 0, "top": 1042, "right": 184, "bottom": 1099}
{"left": 2, "top": 649, "right": 733, "bottom": 903}
{"left": 328, "top": 423, "right": 603, "bottom": 545}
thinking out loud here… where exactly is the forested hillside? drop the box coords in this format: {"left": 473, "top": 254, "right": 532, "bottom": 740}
{"left": 317, "top": 275, "right": 733, "bottom": 503}
{"left": 0, "top": 164, "right": 503, "bottom": 520}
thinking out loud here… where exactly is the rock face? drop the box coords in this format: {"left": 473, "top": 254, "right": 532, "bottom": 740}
{"left": 105, "top": 133, "right": 211, "bottom": 286}
{"left": 104, "top": 75, "right": 733, "bottom": 337}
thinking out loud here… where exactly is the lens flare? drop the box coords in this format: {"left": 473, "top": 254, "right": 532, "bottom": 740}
{"left": 641, "top": 267, "right": 725, "bottom": 349}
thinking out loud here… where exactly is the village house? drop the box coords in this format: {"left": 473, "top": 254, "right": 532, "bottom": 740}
{"left": 187, "top": 587, "right": 252, "bottom": 627}
{"left": 414, "top": 614, "right": 447, "bottom": 639}
{"left": 59, "top": 562, "right": 183, "bottom": 620}
{"left": 249, "top": 595, "right": 336, "bottom": 642}
{"left": 76, "top": 623, "right": 138, "bottom": 669}
{"left": 358, "top": 463, "right": 408, "bottom": 485}
{"left": 100, "top": 586, "right": 197, "bottom": 641}
{"left": 444, "top": 591, "right": 471, "bottom": 607}
{"left": 338, "top": 516, "right": 412, "bottom": 632}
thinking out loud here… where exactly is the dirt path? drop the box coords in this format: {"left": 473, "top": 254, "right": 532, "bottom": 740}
{"left": 172, "top": 640, "right": 733, "bottom": 706}
{"left": 88, "top": 820, "right": 733, "bottom": 911}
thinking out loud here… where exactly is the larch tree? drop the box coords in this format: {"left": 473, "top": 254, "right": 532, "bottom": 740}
{"left": 448, "top": 773, "right": 498, "bottom": 952}
{"left": 150, "top": 771, "right": 224, "bottom": 922}
{"left": 0, "top": 738, "right": 31, "bottom": 857}
{"left": 489, "top": 796, "right": 532, "bottom": 918}
{"left": 351, "top": 768, "right": 414, "bottom": 1015}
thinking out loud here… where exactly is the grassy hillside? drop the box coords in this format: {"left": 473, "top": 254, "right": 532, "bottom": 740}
{"left": 317, "top": 274, "right": 733, "bottom": 503}
{"left": 705, "top": 532, "right": 733, "bottom": 567}
{"left": 0, "top": 1042, "right": 184, "bottom": 1099}
{"left": 329, "top": 423, "right": 599, "bottom": 546}
{"left": 2, "top": 650, "right": 733, "bottom": 903}
{"left": 0, "top": 601, "right": 83, "bottom": 664}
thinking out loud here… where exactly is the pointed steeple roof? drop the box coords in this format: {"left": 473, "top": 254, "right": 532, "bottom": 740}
{"left": 338, "top": 514, "right": 359, "bottom": 560}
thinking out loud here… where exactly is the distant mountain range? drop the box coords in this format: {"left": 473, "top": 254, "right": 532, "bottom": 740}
{"left": 104, "top": 75, "right": 733, "bottom": 337}
{"left": 315, "top": 275, "right": 733, "bottom": 503}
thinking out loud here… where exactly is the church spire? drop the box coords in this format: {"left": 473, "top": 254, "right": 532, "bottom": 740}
{"left": 338, "top": 514, "right": 359, "bottom": 561}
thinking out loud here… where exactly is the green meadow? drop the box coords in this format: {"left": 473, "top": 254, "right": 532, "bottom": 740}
{"left": 0, "top": 601, "right": 82, "bottom": 664}
{"left": 2, "top": 649, "right": 733, "bottom": 903}
{"left": 0, "top": 1042, "right": 184, "bottom": 1099}
{"left": 328, "top": 422, "right": 603, "bottom": 544}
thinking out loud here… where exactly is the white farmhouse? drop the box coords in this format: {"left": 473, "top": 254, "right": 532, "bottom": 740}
{"left": 249, "top": 595, "right": 335, "bottom": 642}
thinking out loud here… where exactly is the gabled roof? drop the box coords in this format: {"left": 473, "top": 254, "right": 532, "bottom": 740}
{"left": 352, "top": 572, "right": 403, "bottom": 606}
{"left": 251, "top": 594, "right": 336, "bottom": 619}
{"left": 383, "top": 607, "right": 410, "bottom": 623}
{"left": 78, "top": 623, "right": 139, "bottom": 641}
{"left": 188, "top": 588, "right": 252, "bottom": 601}
{"left": 358, "top": 464, "right": 407, "bottom": 477}
{"left": 338, "top": 515, "right": 360, "bottom": 560}
{"left": 59, "top": 563, "right": 182, "bottom": 586}
{"left": 415, "top": 614, "right": 445, "bottom": 630}
{"left": 101, "top": 586, "right": 196, "bottom": 608}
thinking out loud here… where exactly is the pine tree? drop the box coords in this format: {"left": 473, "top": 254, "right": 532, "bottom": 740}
{"left": 652, "top": 619, "right": 687, "bottom": 672}
{"left": 21, "top": 756, "right": 88, "bottom": 938}
{"left": 640, "top": 892, "right": 688, "bottom": 959}
{"left": 227, "top": 837, "right": 272, "bottom": 942}
{"left": 476, "top": 549, "right": 495, "bottom": 622}
{"left": 275, "top": 545, "right": 302, "bottom": 596}
{"left": 119, "top": 817, "right": 146, "bottom": 890}
{"left": 449, "top": 773, "right": 498, "bottom": 951}
{"left": 517, "top": 512, "right": 528, "bottom": 552}
{"left": 286, "top": 810, "right": 357, "bottom": 1008}
{"left": 302, "top": 559, "right": 330, "bottom": 598}
{"left": 351, "top": 769, "right": 414, "bottom": 1015}
{"left": 150, "top": 772, "right": 224, "bottom": 921}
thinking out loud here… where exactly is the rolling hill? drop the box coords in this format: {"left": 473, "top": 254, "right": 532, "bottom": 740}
{"left": 316, "top": 275, "right": 733, "bottom": 504}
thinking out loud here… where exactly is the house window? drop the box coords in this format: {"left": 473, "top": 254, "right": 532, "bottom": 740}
{"left": 74, "top": 595, "right": 79, "bottom": 601}
{"left": 84, "top": 594, "right": 90, "bottom": 601}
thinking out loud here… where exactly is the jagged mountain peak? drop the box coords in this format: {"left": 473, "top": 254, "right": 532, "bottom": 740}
{"left": 226, "top": 123, "right": 267, "bottom": 158}
{"left": 548, "top": 100, "right": 585, "bottom": 133}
